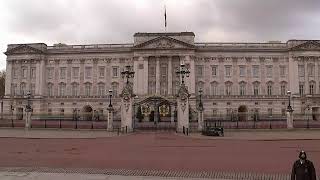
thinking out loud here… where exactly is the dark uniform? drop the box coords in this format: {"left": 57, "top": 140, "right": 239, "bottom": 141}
{"left": 291, "top": 151, "right": 316, "bottom": 180}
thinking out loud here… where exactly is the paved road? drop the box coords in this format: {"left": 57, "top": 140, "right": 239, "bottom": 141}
{"left": 0, "top": 131, "right": 319, "bottom": 174}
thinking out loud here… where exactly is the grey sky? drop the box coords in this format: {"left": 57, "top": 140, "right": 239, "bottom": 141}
{"left": 0, "top": 0, "right": 320, "bottom": 70}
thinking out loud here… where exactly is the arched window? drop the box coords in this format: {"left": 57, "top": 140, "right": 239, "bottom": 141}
{"left": 111, "top": 82, "right": 119, "bottom": 97}
{"left": 84, "top": 83, "right": 92, "bottom": 96}
{"left": 266, "top": 81, "right": 273, "bottom": 96}
{"left": 239, "top": 81, "right": 246, "bottom": 96}
{"left": 253, "top": 81, "right": 260, "bottom": 96}
{"left": 309, "top": 81, "right": 316, "bottom": 95}
{"left": 210, "top": 82, "right": 218, "bottom": 96}
{"left": 280, "top": 81, "right": 287, "bottom": 96}
{"left": 20, "top": 83, "right": 26, "bottom": 95}
{"left": 47, "top": 83, "right": 53, "bottom": 96}
{"left": 71, "top": 83, "right": 79, "bottom": 96}
{"left": 98, "top": 83, "right": 105, "bottom": 96}
{"left": 225, "top": 81, "right": 232, "bottom": 96}
{"left": 59, "top": 83, "right": 66, "bottom": 96}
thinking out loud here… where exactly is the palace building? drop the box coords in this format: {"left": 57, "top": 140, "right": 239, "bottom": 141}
{"left": 2, "top": 32, "right": 320, "bottom": 123}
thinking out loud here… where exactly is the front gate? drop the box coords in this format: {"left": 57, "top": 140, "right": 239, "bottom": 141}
{"left": 133, "top": 96, "right": 177, "bottom": 131}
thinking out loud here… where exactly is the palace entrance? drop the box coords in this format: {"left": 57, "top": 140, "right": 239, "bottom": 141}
{"left": 82, "top": 105, "right": 93, "bottom": 121}
{"left": 238, "top": 105, "right": 248, "bottom": 121}
{"left": 133, "top": 96, "right": 177, "bottom": 131}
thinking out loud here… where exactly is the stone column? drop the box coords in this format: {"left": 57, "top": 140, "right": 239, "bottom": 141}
{"left": 38, "top": 59, "right": 46, "bottom": 96}
{"left": 168, "top": 56, "right": 172, "bottom": 96}
{"left": 107, "top": 106, "right": 114, "bottom": 131}
{"left": 5, "top": 61, "right": 12, "bottom": 96}
{"left": 176, "top": 84, "right": 190, "bottom": 133}
{"left": 120, "top": 97, "right": 133, "bottom": 132}
{"left": 156, "top": 57, "right": 160, "bottom": 95}
{"left": 133, "top": 57, "right": 139, "bottom": 95}
{"left": 287, "top": 111, "right": 294, "bottom": 129}
{"left": 198, "top": 110, "right": 204, "bottom": 131}
{"left": 188, "top": 56, "right": 196, "bottom": 96}
{"left": 143, "top": 57, "right": 149, "bottom": 95}
{"left": 24, "top": 110, "right": 32, "bottom": 129}
{"left": 170, "top": 105, "right": 175, "bottom": 123}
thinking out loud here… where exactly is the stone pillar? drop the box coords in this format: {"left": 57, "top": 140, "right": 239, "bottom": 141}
{"left": 120, "top": 84, "right": 135, "bottom": 132}
{"left": 170, "top": 105, "right": 175, "bottom": 123}
{"left": 5, "top": 61, "right": 12, "bottom": 96}
{"left": 168, "top": 56, "right": 172, "bottom": 96}
{"left": 133, "top": 57, "right": 139, "bottom": 95}
{"left": 24, "top": 111, "right": 32, "bottom": 129}
{"left": 198, "top": 110, "right": 204, "bottom": 131}
{"left": 287, "top": 111, "right": 294, "bottom": 129}
{"left": 156, "top": 57, "right": 160, "bottom": 95}
{"left": 188, "top": 56, "right": 196, "bottom": 96}
{"left": 143, "top": 57, "right": 149, "bottom": 95}
{"left": 107, "top": 107, "right": 114, "bottom": 131}
{"left": 176, "top": 84, "right": 190, "bottom": 133}
{"left": 38, "top": 59, "right": 46, "bottom": 96}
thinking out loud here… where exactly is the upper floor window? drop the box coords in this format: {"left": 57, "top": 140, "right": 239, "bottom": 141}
{"left": 239, "top": 66, "right": 246, "bottom": 77}
{"left": 85, "top": 83, "right": 92, "bottom": 96}
{"left": 47, "top": 67, "right": 53, "bottom": 79}
{"left": 211, "top": 66, "right": 218, "bottom": 77}
{"left": 266, "top": 65, "right": 272, "bottom": 78}
{"left": 71, "top": 83, "right": 78, "bottom": 96}
{"left": 47, "top": 83, "right": 53, "bottom": 96}
{"left": 308, "top": 64, "right": 315, "bottom": 77}
{"left": 85, "top": 67, "right": 92, "bottom": 79}
{"left": 30, "top": 67, "right": 36, "bottom": 79}
{"left": 111, "top": 82, "right": 119, "bottom": 97}
{"left": 267, "top": 83, "right": 273, "bottom": 96}
{"left": 252, "top": 65, "right": 259, "bottom": 77}
{"left": 12, "top": 68, "right": 17, "bottom": 79}
{"left": 59, "top": 83, "right": 66, "bottom": 96}
{"left": 99, "top": 66, "right": 105, "bottom": 78}
{"left": 22, "top": 67, "right": 27, "bottom": 79}
{"left": 112, "top": 66, "right": 119, "bottom": 77}
{"left": 20, "top": 83, "right": 26, "bottom": 95}
{"left": 60, "top": 67, "right": 66, "bottom": 79}
{"left": 225, "top": 66, "right": 232, "bottom": 77}
{"left": 11, "top": 84, "right": 17, "bottom": 95}
{"left": 239, "top": 82, "right": 246, "bottom": 96}
{"left": 268, "top": 108, "right": 273, "bottom": 117}
{"left": 280, "top": 84, "right": 286, "bottom": 96}
{"left": 98, "top": 83, "right": 105, "bottom": 96}
{"left": 253, "top": 83, "right": 259, "bottom": 96}
{"left": 280, "top": 66, "right": 286, "bottom": 77}
{"left": 298, "top": 65, "right": 305, "bottom": 77}
{"left": 225, "top": 83, "right": 232, "bottom": 96}
{"left": 196, "top": 65, "right": 204, "bottom": 78}
{"left": 299, "top": 83, "right": 304, "bottom": 96}
{"left": 210, "top": 82, "right": 218, "bottom": 96}
{"left": 309, "top": 83, "right": 315, "bottom": 95}
{"left": 72, "top": 67, "right": 79, "bottom": 78}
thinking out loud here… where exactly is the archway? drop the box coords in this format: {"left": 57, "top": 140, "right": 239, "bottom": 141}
{"left": 82, "top": 105, "right": 93, "bottom": 121}
{"left": 238, "top": 105, "right": 248, "bottom": 121}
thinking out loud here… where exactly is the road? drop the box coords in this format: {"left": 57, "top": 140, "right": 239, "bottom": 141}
{"left": 0, "top": 132, "right": 319, "bottom": 174}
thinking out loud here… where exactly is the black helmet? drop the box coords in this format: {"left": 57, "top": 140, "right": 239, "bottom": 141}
{"left": 299, "top": 150, "right": 307, "bottom": 160}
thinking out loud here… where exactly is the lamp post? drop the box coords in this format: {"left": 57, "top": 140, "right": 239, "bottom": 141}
{"left": 25, "top": 91, "right": 32, "bottom": 129}
{"left": 175, "top": 63, "right": 190, "bottom": 85}
{"left": 121, "top": 65, "right": 135, "bottom": 85}
{"left": 10, "top": 105, "right": 14, "bottom": 127}
{"left": 197, "top": 88, "right": 204, "bottom": 131}
{"left": 306, "top": 105, "right": 310, "bottom": 129}
{"left": 286, "top": 90, "right": 294, "bottom": 129}
{"left": 107, "top": 89, "right": 114, "bottom": 131}
{"left": 287, "top": 91, "right": 293, "bottom": 112}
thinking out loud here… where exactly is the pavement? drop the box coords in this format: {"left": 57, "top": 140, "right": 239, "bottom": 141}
{"left": 0, "top": 128, "right": 320, "bottom": 140}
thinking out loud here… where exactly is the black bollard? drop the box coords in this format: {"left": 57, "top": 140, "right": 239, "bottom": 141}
{"left": 59, "top": 119, "right": 62, "bottom": 128}
{"left": 183, "top": 126, "right": 185, "bottom": 134}
{"left": 126, "top": 126, "right": 128, "bottom": 133}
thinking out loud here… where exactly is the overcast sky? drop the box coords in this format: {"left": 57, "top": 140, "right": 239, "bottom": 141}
{"left": 0, "top": 0, "right": 320, "bottom": 70}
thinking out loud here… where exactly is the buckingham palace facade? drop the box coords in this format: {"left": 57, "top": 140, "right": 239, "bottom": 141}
{"left": 2, "top": 32, "right": 320, "bottom": 121}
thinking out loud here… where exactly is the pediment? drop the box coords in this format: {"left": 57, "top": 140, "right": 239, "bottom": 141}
{"left": 5, "top": 44, "right": 45, "bottom": 55}
{"left": 133, "top": 36, "right": 195, "bottom": 50}
{"left": 290, "top": 41, "right": 320, "bottom": 51}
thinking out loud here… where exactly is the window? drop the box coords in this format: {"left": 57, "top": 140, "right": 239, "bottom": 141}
{"left": 22, "top": 68, "right": 27, "bottom": 79}
{"left": 281, "top": 109, "right": 286, "bottom": 117}
{"left": 72, "top": 67, "right": 79, "bottom": 78}
{"left": 308, "top": 64, "right": 315, "bottom": 77}
{"left": 309, "top": 84, "right": 314, "bottom": 95}
{"left": 266, "top": 66, "right": 272, "bottom": 77}
{"left": 111, "top": 82, "right": 119, "bottom": 97}
{"left": 47, "top": 84, "right": 53, "bottom": 96}
{"left": 99, "top": 67, "right": 105, "bottom": 78}
{"left": 225, "top": 66, "right": 231, "bottom": 77}
{"left": 98, "top": 84, "right": 105, "bottom": 96}
{"left": 225, "top": 83, "right": 232, "bottom": 95}
{"left": 112, "top": 67, "right": 119, "bottom": 77}
{"left": 267, "top": 83, "right": 273, "bottom": 96}
{"left": 12, "top": 68, "right": 17, "bottom": 79}
{"left": 148, "top": 81, "right": 156, "bottom": 94}
{"left": 253, "top": 83, "right": 259, "bottom": 96}
{"left": 211, "top": 66, "right": 218, "bottom": 76}
{"left": 71, "top": 83, "right": 78, "bottom": 96}
{"left": 85, "top": 83, "right": 92, "bottom": 96}
{"left": 47, "top": 68, "right": 53, "bottom": 79}
{"left": 85, "top": 67, "right": 92, "bottom": 79}
{"left": 139, "top": 64, "right": 144, "bottom": 69}
{"left": 211, "top": 82, "right": 218, "bottom": 96}
{"left": 30, "top": 68, "right": 36, "bottom": 79}
{"left": 299, "top": 84, "right": 304, "bottom": 96}
{"left": 239, "top": 66, "right": 246, "bottom": 77}
{"left": 60, "top": 67, "right": 66, "bottom": 79}
{"left": 281, "top": 84, "right": 286, "bottom": 96}
{"left": 268, "top": 108, "right": 273, "bottom": 117}
{"left": 239, "top": 83, "right": 246, "bottom": 96}
{"left": 280, "top": 66, "right": 286, "bottom": 77}
{"left": 212, "top": 109, "right": 218, "bottom": 116}
{"left": 298, "top": 65, "right": 305, "bottom": 77}
{"left": 20, "top": 83, "right": 26, "bottom": 95}
{"left": 196, "top": 65, "right": 204, "bottom": 77}
{"left": 252, "top": 65, "right": 259, "bottom": 77}
{"left": 11, "top": 84, "right": 17, "bottom": 95}
{"left": 31, "top": 84, "right": 35, "bottom": 95}
{"left": 59, "top": 83, "right": 66, "bottom": 96}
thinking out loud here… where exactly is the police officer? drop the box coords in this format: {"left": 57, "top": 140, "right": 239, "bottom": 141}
{"left": 291, "top": 150, "right": 316, "bottom": 180}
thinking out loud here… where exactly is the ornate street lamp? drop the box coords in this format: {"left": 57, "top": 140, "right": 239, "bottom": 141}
{"left": 121, "top": 65, "right": 135, "bottom": 85}
{"left": 176, "top": 63, "right": 190, "bottom": 85}
{"left": 198, "top": 88, "right": 204, "bottom": 111}
{"left": 287, "top": 91, "right": 293, "bottom": 112}
{"left": 108, "top": 89, "right": 113, "bottom": 108}
{"left": 306, "top": 105, "right": 310, "bottom": 129}
{"left": 25, "top": 91, "right": 32, "bottom": 112}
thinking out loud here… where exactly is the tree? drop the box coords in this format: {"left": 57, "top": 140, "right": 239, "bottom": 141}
{"left": 0, "top": 70, "right": 5, "bottom": 98}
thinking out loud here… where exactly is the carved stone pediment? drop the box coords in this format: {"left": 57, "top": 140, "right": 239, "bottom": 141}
{"left": 290, "top": 41, "right": 320, "bottom": 51}
{"left": 5, "top": 44, "right": 45, "bottom": 55}
{"left": 133, "top": 36, "right": 195, "bottom": 50}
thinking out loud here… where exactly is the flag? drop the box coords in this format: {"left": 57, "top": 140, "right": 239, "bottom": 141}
{"left": 164, "top": 5, "right": 167, "bottom": 28}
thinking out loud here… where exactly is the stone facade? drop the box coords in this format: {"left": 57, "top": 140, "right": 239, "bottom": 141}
{"left": 3, "top": 32, "right": 320, "bottom": 121}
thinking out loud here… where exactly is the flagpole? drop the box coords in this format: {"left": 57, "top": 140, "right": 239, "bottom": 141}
{"left": 164, "top": 4, "right": 167, "bottom": 32}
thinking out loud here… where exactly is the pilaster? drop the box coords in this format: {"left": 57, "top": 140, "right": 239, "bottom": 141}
{"left": 156, "top": 57, "right": 160, "bottom": 95}
{"left": 168, "top": 56, "right": 172, "bottom": 96}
